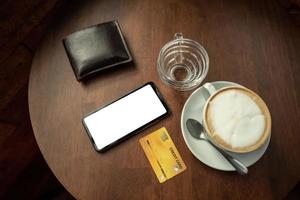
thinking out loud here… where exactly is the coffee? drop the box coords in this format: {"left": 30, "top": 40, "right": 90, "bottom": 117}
{"left": 203, "top": 87, "right": 271, "bottom": 153}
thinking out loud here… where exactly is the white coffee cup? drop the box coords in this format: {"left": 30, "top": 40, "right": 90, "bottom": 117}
{"left": 202, "top": 83, "right": 271, "bottom": 153}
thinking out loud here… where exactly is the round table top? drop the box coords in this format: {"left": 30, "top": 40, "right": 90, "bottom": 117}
{"left": 29, "top": 0, "right": 300, "bottom": 199}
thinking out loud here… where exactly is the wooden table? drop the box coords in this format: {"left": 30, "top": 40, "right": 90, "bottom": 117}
{"left": 28, "top": 0, "right": 300, "bottom": 199}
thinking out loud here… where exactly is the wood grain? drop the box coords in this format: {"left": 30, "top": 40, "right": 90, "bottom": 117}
{"left": 0, "top": 2, "right": 74, "bottom": 197}
{"left": 29, "top": 0, "right": 300, "bottom": 199}
{"left": 0, "top": 47, "right": 74, "bottom": 198}
{"left": 0, "top": 0, "right": 64, "bottom": 63}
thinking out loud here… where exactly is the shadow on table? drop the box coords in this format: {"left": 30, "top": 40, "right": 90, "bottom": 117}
{"left": 284, "top": 181, "right": 300, "bottom": 200}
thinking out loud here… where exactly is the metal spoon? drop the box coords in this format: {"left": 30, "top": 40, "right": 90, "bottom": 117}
{"left": 186, "top": 118, "right": 248, "bottom": 175}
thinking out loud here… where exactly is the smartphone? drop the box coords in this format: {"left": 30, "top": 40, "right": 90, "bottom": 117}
{"left": 82, "top": 82, "right": 169, "bottom": 152}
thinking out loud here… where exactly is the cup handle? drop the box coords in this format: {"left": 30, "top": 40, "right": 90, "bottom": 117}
{"left": 203, "top": 82, "right": 217, "bottom": 96}
{"left": 174, "top": 33, "right": 183, "bottom": 40}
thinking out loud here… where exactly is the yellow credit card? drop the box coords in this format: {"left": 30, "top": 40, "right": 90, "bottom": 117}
{"left": 139, "top": 127, "right": 186, "bottom": 183}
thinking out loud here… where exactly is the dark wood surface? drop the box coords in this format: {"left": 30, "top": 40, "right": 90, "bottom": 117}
{"left": 0, "top": 38, "right": 74, "bottom": 200}
{"left": 0, "top": 1, "right": 75, "bottom": 199}
{"left": 29, "top": 0, "right": 300, "bottom": 199}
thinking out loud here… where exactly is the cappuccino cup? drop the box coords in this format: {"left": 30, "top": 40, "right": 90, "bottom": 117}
{"left": 202, "top": 83, "right": 271, "bottom": 153}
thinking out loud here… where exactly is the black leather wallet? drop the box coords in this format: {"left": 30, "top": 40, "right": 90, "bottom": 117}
{"left": 63, "top": 21, "right": 132, "bottom": 81}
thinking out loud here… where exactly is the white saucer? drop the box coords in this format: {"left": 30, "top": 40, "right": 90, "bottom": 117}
{"left": 180, "top": 81, "right": 271, "bottom": 171}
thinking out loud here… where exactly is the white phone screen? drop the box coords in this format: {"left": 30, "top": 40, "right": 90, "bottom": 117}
{"left": 83, "top": 84, "right": 168, "bottom": 151}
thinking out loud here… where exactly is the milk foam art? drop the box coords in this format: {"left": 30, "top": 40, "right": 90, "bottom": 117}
{"left": 208, "top": 90, "right": 266, "bottom": 148}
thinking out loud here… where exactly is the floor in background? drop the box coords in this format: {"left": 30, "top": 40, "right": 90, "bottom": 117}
{"left": 0, "top": 46, "right": 74, "bottom": 199}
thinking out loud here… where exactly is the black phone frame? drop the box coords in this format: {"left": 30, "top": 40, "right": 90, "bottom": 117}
{"left": 82, "top": 82, "right": 170, "bottom": 152}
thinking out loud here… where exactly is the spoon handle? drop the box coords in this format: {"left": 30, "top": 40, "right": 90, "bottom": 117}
{"left": 206, "top": 140, "right": 248, "bottom": 175}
